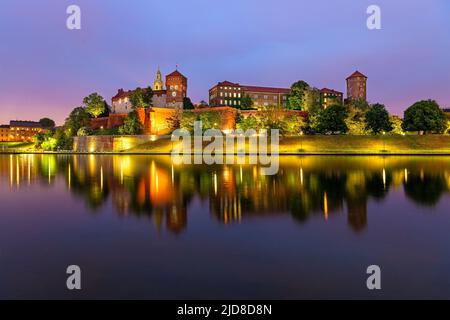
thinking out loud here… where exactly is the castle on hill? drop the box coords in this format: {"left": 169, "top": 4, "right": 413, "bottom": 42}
{"left": 111, "top": 67, "right": 188, "bottom": 113}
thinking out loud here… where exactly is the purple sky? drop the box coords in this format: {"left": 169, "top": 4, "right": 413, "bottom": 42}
{"left": 1, "top": 0, "right": 449, "bottom": 124}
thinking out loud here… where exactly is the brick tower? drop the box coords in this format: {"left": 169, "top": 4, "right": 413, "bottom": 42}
{"left": 166, "top": 68, "right": 187, "bottom": 109}
{"left": 346, "top": 71, "right": 367, "bottom": 101}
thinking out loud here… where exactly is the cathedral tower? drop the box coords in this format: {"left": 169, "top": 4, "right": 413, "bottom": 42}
{"left": 153, "top": 67, "right": 164, "bottom": 91}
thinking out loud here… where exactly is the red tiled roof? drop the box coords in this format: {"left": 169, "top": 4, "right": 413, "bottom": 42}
{"left": 112, "top": 88, "right": 132, "bottom": 100}
{"left": 10, "top": 121, "right": 42, "bottom": 128}
{"left": 320, "top": 88, "right": 343, "bottom": 95}
{"left": 242, "top": 85, "right": 290, "bottom": 94}
{"left": 346, "top": 70, "right": 367, "bottom": 80}
{"left": 166, "top": 70, "right": 186, "bottom": 78}
{"left": 217, "top": 81, "right": 240, "bottom": 87}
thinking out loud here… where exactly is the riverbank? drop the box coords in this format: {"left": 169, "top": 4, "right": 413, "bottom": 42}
{"left": 2, "top": 135, "right": 450, "bottom": 155}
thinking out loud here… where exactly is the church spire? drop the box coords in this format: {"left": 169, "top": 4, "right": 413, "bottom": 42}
{"left": 153, "top": 66, "right": 164, "bottom": 91}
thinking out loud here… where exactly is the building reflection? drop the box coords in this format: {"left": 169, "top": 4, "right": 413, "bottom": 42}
{"left": 1, "top": 155, "right": 450, "bottom": 234}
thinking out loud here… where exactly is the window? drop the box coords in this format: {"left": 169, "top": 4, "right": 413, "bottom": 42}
{"left": 238, "top": 93, "right": 241, "bottom": 98}
{"left": 220, "top": 100, "right": 223, "bottom": 105}
{"left": 254, "top": 95, "right": 258, "bottom": 99}
{"left": 220, "top": 92, "right": 223, "bottom": 97}
{"left": 264, "top": 95, "right": 268, "bottom": 99}
{"left": 233, "top": 93, "right": 236, "bottom": 98}
{"left": 273, "top": 96, "right": 277, "bottom": 100}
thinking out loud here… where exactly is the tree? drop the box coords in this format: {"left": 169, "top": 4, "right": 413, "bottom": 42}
{"left": 118, "top": 111, "right": 143, "bottom": 135}
{"left": 345, "top": 99, "right": 369, "bottom": 135}
{"left": 39, "top": 118, "right": 55, "bottom": 129}
{"left": 77, "top": 127, "right": 94, "bottom": 136}
{"left": 316, "top": 104, "right": 348, "bottom": 134}
{"left": 402, "top": 100, "right": 446, "bottom": 134}
{"left": 83, "top": 93, "right": 106, "bottom": 118}
{"left": 199, "top": 111, "right": 221, "bottom": 130}
{"left": 287, "top": 80, "right": 309, "bottom": 110}
{"left": 236, "top": 114, "right": 260, "bottom": 131}
{"left": 240, "top": 94, "right": 254, "bottom": 110}
{"left": 129, "top": 87, "right": 153, "bottom": 109}
{"left": 65, "top": 106, "right": 91, "bottom": 137}
{"left": 258, "top": 105, "right": 286, "bottom": 130}
{"left": 183, "top": 97, "right": 195, "bottom": 110}
{"left": 180, "top": 111, "right": 198, "bottom": 133}
{"left": 281, "top": 114, "right": 305, "bottom": 135}
{"left": 390, "top": 116, "right": 404, "bottom": 135}
{"left": 365, "top": 103, "right": 393, "bottom": 134}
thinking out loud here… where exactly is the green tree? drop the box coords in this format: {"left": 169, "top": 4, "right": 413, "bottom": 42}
{"left": 402, "top": 100, "right": 446, "bottom": 134}
{"left": 77, "top": 126, "right": 94, "bottom": 137}
{"left": 258, "top": 105, "right": 286, "bottom": 130}
{"left": 180, "top": 111, "right": 198, "bottom": 133}
{"left": 236, "top": 114, "right": 260, "bottom": 131}
{"left": 83, "top": 93, "right": 107, "bottom": 118}
{"left": 390, "top": 116, "right": 404, "bottom": 135}
{"left": 240, "top": 94, "right": 254, "bottom": 110}
{"left": 129, "top": 87, "right": 153, "bottom": 109}
{"left": 65, "top": 106, "right": 91, "bottom": 137}
{"left": 183, "top": 97, "right": 195, "bottom": 110}
{"left": 118, "top": 111, "right": 143, "bottom": 135}
{"left": 199, "top": 111, "right": 221, "bottom": 130}
{"left": 287, "top": 80, "right": 309, "bottom": 110}
{"left": 344, "top": 99, "right": 369, "bottom": 135}
{"left": 316, "top": 104, "right": 348, "bottom": 134}
{"left": 281, "top": 114, "right": 304, "bottom": 135}
{"left": 365, "top": 103, "right": 393, "bottom": 134}
{"left": 39, "top": 118, "right": 55, "bottom": 129}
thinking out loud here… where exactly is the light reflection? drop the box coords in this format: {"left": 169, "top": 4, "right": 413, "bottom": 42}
{"left": 2, "top": 155, "right": 450, "bottom": 234}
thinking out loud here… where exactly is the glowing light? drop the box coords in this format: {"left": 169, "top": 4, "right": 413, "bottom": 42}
{"left": 68, "top": 163, "right": 71, "bottom": 190}
{"left": 404, "top": 168, "right": 408, "bottom": 183}
{"left": 300, "top": 168, "right": 304, "bottom": 186}
{"left": 150, "top": 135, "right": 157, "bottom": 142}
{"left": 324, "top": 192, "right": 328, "bottom": 220}
{"left": 120, "top": 159, "right": 124, "bottom": 184}
{"left": 16, "top": 157, "right": 20, "bottom": 187}
{"left": 100, "top": 165, "right": 104, "bottom": 191}
{"left": 9, "top": 155, "right": 13, "bottom": 187}
{"left": 213, "top": 173, "right": 217, "bottom": 195}
{"left": 382, "top": 168, "right": 386, "bottom": 188}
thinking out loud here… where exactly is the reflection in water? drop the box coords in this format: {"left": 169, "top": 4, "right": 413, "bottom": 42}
{"left": 1, "top": 154, "right": 450, "bottom": 234}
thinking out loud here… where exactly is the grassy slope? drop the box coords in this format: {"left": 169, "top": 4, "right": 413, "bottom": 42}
{"left": 127, "top": 135, "right": 450, "bottom": 154}
{"left": 0, "top": 142, "right": 34, "bottom": 151}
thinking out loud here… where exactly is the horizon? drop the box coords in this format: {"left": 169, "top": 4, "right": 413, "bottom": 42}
{"left": 1, "top": 0, "right": 449, "bottom": 125}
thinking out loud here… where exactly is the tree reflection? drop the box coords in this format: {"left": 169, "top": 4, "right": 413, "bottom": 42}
{"left": 403, "top": 172, "right": 449, "bottom": 206}
{"left": 1, "top": 154, "right": 449, "bottom": 234}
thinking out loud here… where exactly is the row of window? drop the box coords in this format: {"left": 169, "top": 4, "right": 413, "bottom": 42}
{"left": 220, "top": 100, "right": 241, "bottom": 106}
{"left": 252, "top": 95, "right": 287, "bottom": 100}
{"left": 220, "top": 92, "right": 241, "bottom": 98}
{"left": 9, "top": 128, "right": 41, "bottom": 131}
{"left": 220, "top": 86, "right": 241, "bottom": 91}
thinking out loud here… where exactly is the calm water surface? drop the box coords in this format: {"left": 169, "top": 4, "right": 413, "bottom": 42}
{"left": 1, "top": 154, "right": 450, "bottom": 299}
